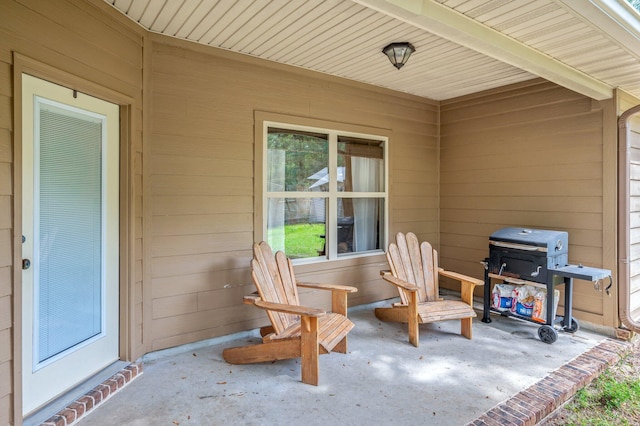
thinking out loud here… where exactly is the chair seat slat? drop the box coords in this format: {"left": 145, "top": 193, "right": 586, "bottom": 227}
{"left": 271, "top": 313, "right": 354, "bottom": 352}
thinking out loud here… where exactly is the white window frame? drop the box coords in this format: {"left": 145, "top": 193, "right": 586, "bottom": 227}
{"left": 256, "top": 113, "right": 389, "bottom": 264}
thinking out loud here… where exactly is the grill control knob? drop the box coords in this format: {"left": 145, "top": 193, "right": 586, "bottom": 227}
{"left": 555, "top": 240, "right": 563, "bottom": 251}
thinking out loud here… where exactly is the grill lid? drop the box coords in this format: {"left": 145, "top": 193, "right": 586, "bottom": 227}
{"left": 489, "top": 227, "right": 568, "bottom": 255}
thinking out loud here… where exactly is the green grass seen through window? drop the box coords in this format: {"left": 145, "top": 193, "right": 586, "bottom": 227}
{"left": 268, "top": 223, "right": 325, "bottom": 259}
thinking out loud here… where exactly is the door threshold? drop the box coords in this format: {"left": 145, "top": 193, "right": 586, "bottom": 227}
{"left": 24, "top": 361, "right": 141, "bottom": 426}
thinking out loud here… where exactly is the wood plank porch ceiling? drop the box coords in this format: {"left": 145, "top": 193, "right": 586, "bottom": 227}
{"left": 105, "top": 0, "right": 640, "bottom": 101}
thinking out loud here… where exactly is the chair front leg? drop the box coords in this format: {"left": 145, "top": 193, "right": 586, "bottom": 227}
{"left": 331, "top": 290, "right": 349, "bottom": 353}
{"left": 300, "top": 315, "right": 319, "bottom": 385}
{"left": 331, "top": 290, "right": 348, "bottom": 316}
{"left": 460, "top": 281, "right": 477, "bottom": 339}
{"left": 461, "top": 317, "right": 473, "bottom": 339}
{"left": 408, "top": 291, "right": 419, "bottom": 347}
{"left": 460, "top": 281, "right": 477, "bottom": 307}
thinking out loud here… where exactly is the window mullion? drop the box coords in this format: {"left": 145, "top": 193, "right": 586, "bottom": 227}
{"left": 339, "top": 192, "right": 384, "bottom": 198}
{"left": 328, "top": 132, "right": 338, "bottom": 260}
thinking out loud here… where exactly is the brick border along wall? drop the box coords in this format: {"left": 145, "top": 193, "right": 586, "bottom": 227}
{"left": 41, "top": 363, "right": 142, "bottom": 426}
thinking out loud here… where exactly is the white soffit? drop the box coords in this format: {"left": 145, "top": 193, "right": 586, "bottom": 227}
{"left": 104, "top": 0, "right": 536, "bottom": 100}
{"left": 104, "top": 0, "right": 640, "bottom": 101}
{"left": 358, "top": 0, "right": 613, "bottom": 100}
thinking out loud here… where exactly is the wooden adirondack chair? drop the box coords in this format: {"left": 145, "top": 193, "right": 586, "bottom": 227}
{"left": 375, "top": 232, "right": 483, "bottom": 347}
{"left": 222, "top": 241, "right": 358, "bottom": 385}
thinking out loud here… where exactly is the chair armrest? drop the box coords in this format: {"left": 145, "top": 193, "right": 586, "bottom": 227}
{"left": 438, "top": 270, "right": 484, "bottom": 287}
{"left": 296, "top": 281, "right": 358, "bottom": 293}
{"left": 380, "top": 270, "right": 419, "bottom": 292}
{"left": 243, "top": 292, "right": 261, "bottom": 305}
{"left": 252, "top": 299, "right": 326, "bottom": 317}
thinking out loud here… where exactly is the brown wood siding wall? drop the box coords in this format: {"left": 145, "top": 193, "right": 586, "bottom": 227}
{"left": 0, "top": 0, "right": 144, "bottom": 422}
{"left": 148, "top": 38, "right": 439, "bottom": 351}
{"left": 440, "top": 80, "right": 611, "bottom": 325}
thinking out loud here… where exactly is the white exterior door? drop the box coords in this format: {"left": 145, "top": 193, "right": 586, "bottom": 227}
{"left": 21, "top": 74, "right": 120, "bottom": 416}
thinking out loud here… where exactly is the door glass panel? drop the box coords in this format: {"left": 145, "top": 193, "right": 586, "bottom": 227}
{"left": 36, "top": 99, "right": 103, "bottom": 364}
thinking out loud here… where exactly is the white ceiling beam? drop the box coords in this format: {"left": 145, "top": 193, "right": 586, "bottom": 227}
{"left": 353, "top": 0, "right": 613, "bottom": 100}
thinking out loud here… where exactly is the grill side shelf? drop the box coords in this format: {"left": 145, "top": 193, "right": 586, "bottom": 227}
{"left": 551, "top": 265, "right": 611, "bottom": 282}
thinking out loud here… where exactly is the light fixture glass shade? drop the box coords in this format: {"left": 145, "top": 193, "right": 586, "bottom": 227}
{"left": 382, "top": 42, "right": 415, "bottom": 69}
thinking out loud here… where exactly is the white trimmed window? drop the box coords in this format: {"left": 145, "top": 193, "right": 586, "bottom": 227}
{"left": 261, "top": 121, "right": 387, "bottom": 261}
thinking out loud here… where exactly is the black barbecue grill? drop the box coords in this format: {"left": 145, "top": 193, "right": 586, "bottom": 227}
{"left": 482, "top": 227, "right": 611, "bottom": 343}
{"left": 488, "top": 228, "right": 568, "bottom": 283}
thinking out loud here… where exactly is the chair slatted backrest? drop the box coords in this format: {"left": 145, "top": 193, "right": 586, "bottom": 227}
{"left": 251, "top": 241, "right": 300, "bottom": 334}
{"left": 386, "top": 232, "right": 439, "bottom": 303}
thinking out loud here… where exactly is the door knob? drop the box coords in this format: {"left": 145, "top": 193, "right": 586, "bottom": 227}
{"left": 22, "top": 259, "right": 31, "bottom": 270}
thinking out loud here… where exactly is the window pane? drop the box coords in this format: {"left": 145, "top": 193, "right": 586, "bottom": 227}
{"left": 267, "top": 197, "right": 326, "bottom": 259}
{"left": 267, "top": 128, "right": 328, "bottom": 192}
{"left": 337, "top": 198, "right": 384, "bottom": 255}
{"left": 338, "top": 137, "right": 384, "bottom": 192}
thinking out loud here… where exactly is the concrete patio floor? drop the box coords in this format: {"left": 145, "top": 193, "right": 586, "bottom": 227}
{"left": 74, "top": 301, "right": 619, "bottom": 426}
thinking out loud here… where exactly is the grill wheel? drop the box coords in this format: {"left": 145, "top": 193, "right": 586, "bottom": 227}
{"left": 563, "top": 317, "right": 580, "bottom": 333}
{"left": 538, "top": 325, "right": 558, "bottom": 344}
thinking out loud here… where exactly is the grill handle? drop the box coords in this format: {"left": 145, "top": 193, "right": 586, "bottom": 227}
{"left": 489, "top": 240, "right": 547, "bottom": 252}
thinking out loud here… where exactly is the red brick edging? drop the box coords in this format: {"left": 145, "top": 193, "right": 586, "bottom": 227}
{"left": 466, "top": 338, "right": 632, "bottom": 426}
{"left": 40, "top": 362, "right": 142, "bottom": 426}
